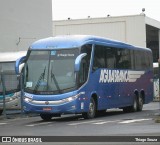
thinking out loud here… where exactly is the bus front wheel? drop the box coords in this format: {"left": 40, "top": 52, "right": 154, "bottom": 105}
{"left": 82, "top": 97, "right": 96, "bottom": 119}
{"left": 40, "top": 114, "right": 52, "bottom": 121}
{"left": 0, "top": 109, "right": 3, "bottom": 115}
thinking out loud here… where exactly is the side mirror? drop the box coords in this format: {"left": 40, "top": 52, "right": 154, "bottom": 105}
{"left": 15, "top": 56, "right": 26, "bottom": 74}
{"left": 74, "top": 53, "right": 87, "bottom": 72}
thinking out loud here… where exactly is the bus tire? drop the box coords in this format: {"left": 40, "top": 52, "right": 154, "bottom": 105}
{"left": 123, "top": 107, "right": 131, "bottom": 113}
{"left": 40, "top": 114, "right": 52, "bottom": 121}
{"left": 137, "top": 94, "right": 143, "bottom": 111}
{"left": 0, "top": 109, "right": 3, "bottom": 115}
{"left": 96, "top": 110, "right": 106, "bottom": 116}
{"left": 131, "top": 95, "right": 138, "bottom": 112}
{"left": 123, "top": 95, "right": 138, "bottom": 113}
{"left": 82, "top": 97, "right": 96, "bottom": 119}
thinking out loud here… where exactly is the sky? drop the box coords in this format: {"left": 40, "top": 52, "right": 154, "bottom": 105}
{"left": 52, "top": 0, "right": 160, "bottom": 21}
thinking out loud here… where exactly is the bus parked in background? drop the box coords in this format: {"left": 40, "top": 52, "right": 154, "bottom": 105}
{"left": 0, "top": 51, "right": 26, "bottom": 115}
{"left": 16, "top": 35, "right": 153, "bottom": 120}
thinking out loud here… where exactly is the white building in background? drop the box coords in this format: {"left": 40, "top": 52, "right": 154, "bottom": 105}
{"left": 0, "top": 0, "right": 52, "bottom": 53}
{"left": 53, "top": 14, "right": 160, "bottom": 63}
{"left": 0, "top": 0, "right": 52, "bottom": 112}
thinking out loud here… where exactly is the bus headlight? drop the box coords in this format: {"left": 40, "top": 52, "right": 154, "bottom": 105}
{"left": 64, "top": 96, "right": 77, "bottom": 102}
{"left": 24, "top": 97, "right": 32, "bottom": 103}
{"left": 24, "top": 93, "right": 33, "bottom": 103}
{"left": 63, "top": 92, "right": 85, "bottom": 103}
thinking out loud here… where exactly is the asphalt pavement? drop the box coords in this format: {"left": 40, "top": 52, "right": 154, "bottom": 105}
{"left": 0, "top": 102, "right": 160, "bottom": 145}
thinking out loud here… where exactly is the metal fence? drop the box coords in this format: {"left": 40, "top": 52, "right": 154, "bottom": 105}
{"left": 0, "top": 72, "right": 23, "bottom": 118}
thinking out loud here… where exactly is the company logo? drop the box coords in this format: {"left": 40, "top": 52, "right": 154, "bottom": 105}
{"left": 1, "top": 137, "right": 42, "bottom": 143}
{"left": 2, "top": 137, "right": 11, "bottom": 143}
{"left": 45, "top": 101, "right": 49, "bottom": 105}
{"left": 99, "top": 69, "right": 145, "bottom": 83}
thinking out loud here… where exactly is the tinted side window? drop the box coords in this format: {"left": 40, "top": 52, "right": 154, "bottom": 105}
{"left": 146, "top": 51, "right": 153, "bottom": 70}
{"left": 134, "top": 50, "right": 152, "bottom": 70}
{"left": 93, "top": 45, "right": 133, "bottom": 70}
{"left": 105, "top": 47, "right": 116, "bottom": 69}
{"left": 115, "top": 49, "right": 132, "bottom": 69}
{"left": 93, "top": 45, "right": 144, "bottom": 70}
{"left": 134, "top": 50, "right": 141, "bottom": 70}
{"left": 81, "top": 44, "right": 92, "bottom": 68}
{"left": 93, "top": 45, "right": 105, "bottom": 70}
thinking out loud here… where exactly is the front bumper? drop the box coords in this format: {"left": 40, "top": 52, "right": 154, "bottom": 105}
{"left": 23, "top": 92, "right": 87, "bottom": 114}
{"left": 23, "top": 99, "right": 83, "bottom": 114}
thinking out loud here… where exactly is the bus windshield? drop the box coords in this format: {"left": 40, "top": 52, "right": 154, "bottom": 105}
{"left": 24, "top": 49, "right": 79, "bottom": 95}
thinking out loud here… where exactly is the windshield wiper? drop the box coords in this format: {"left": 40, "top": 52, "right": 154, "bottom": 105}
{"left": 33, "top": 66, "right": 46, "bottom": 93}
{"left": 51, "top": 70, "right": 61, "bottom": 93}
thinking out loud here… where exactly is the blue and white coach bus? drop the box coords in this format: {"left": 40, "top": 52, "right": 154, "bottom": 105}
{"left": 16, "top": 35, "right": 153, "bottom": 120}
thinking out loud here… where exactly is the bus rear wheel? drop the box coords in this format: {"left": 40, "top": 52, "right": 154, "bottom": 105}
{"left": 131, "top": 95, "right": 138, "bottom": 112}
{"left": 82, "top": 97, "right": 96, "bottom": 119}
{"left": 123, "top": 95, "right": 138, "bottom": 113}
{"left": 137, "top": 94, "right": 143, "bottom": 111}
{"left": 40, "top": 114, "right": 52, "bottom": 121}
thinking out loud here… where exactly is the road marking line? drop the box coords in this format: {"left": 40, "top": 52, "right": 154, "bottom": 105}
{"left": 93, "top": 121, "right": 107, "bottom": 125}
{"left": 93, "top": 120, "right": 120, "bottom": 125}
{"left": 119, "top": 118, "right": 152, "bottom": 124}
{"left": 26, "top": 122, "right": 52, "bottom": 127}
{"left": 68, "top": 120, "right": 103, "bottom": 126}
{"left": 0, "top": 123, "right": 7, "bottom": 125}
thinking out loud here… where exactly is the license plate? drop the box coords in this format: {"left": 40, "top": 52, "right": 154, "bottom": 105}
{"left": 43, "top": 107, "right": 52, "bottom": 111}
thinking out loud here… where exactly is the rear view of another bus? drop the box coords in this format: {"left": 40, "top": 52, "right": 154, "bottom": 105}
{"left": 0, "top": 51, "right": 26, "bottom": 115}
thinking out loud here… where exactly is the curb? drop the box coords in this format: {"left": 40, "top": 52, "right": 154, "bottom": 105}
{"left": 0, "top": 112, "right": 38, "bottom": 120}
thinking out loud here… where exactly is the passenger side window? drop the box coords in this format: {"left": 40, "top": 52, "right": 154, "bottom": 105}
{"left": 93, "top": 45, "right": 136, "bottom": 70}
{"left": 115, "top": 49, "right": 132, "bottom": 69}
{"left": 105, "top": 47, "right": 116, "bottom": 69}
{"left": 134, "top": 50, "right": 152, "bottom": 70}
{"left": 93, "top": 45, "right": 105, "bottom": 70}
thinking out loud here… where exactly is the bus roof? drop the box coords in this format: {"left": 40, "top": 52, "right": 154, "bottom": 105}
{"left": 30, "top": 35, "right": 151, "bottom": 52}
{"left": 0, "top": 51, "right": 27, "bottom": 62}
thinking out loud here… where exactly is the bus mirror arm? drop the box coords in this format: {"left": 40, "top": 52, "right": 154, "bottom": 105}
{"left": 92, "top": 66, "right": 100, "bottom": 72}
{"left": 15, "top": 56, "right": 26, "bottom": 74}
{"left": 74, "top": 53, "right": 87, "bottom": 72}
